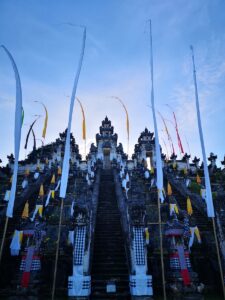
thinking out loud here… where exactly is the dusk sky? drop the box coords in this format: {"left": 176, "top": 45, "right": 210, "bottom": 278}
{"left": 1, "top": 0, "right": 225, "bottom": 165}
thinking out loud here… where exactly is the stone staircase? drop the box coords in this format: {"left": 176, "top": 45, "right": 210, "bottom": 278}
{"left": 91, "top": 169, "right": 130, "bottom": 300}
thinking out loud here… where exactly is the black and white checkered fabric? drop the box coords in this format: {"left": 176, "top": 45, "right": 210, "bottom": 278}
{"left": 170, "top": 257, "right": 191, "bottom": 270}
{"left": 133, "top": 227, "right": 145, "bottom": 265}
{"left": 74, "top": 226, "right": 86, "bottom": 265}
{"left": 20, "top": 258, "right": 41, "bottom": 271}
{"left": 82, "top": 280, "right": 91, "bottom": 290}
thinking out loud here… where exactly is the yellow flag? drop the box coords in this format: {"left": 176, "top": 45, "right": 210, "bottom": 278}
{"left": 187, "top": 197, "right": 193, "bottom": 215}
{"left": 38, "top": 205, "right": 43, "bottom": 217}
{"left": 196, "top": 174, "right": 201, "bottom": 184}
{"left": 58, "top": 166, "right": 62, "bottom": 175}
{"left": 150, "top": 166, "right": 154, "bottom": 174}
{"left": 42, "top": 104, "right": 48, "bottom": 139}
{"left": 172, "top": 162, "right": 177, "bottom": 169}
{"left": 167, "top": 182, "right": 172, "bottom": 196}
{"left": 194, "top": 227, "right": 201, "bottom": 243}
{"left": 25, "top": 168, "right": 30, "bottom": 176}
{"left": 174, "top": 204, "right": 179, "bottom": 214}
{"left": 51, "top": 174, "right": 55, "bottom": 184}
{"left": 39, "top": 184, "right": 44, "bottom": 197}
{"left": 51, "top": 190, "right": 55, "bottom": 199}
{"left": 19, "top": 231, "right": 23, "bottom": 243}
{"left": 22, "top": 201, "right": 29, "bottom": 218}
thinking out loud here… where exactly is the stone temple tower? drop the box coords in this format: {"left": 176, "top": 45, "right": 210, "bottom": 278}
{"left": 96, "top": 116, "right": 118, "bottom": 168}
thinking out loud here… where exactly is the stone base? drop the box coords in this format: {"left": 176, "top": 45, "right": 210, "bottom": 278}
{"left": 68, "top": 275, "right": 91, "bottom": 297}
{"left": 130, "top": 275, "right": 153, "bottom": 296}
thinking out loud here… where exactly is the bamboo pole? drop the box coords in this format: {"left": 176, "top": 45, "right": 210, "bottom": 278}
{"left": 157, "top": 191, "right": 167, "bottom": 300}
{"left": 212, "top": 217, "right": 225, "bottom": 299}
{"left": 51, "top": 198, "right": 64, "bottom": 300}
{"left": 0, "top": 216, "right": 9, "bottom": 265}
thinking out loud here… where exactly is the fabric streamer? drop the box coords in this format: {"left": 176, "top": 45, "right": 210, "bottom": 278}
{"left": 166, "top": 105, "right": 184, "bottom": 154}
{"left": 24, "top": 118, "right": 39, "bottom": 150}
{"left": 111, "top": 96, "right": 130, "bottom": 154}
{"left": 167, "top": 182, "right": 172, "bottom": 196}
{"left": 10, "top": 230, "right": 23, "bottom": 256}
{"left": 158, "top": 111, "right": 175, "bottom": 155}
{"left": 187, "top": 197, "right": 193, "bottom": 215}
{"left": 190, "top": 46, "right": 215, "bottom": 218}
{"left": 189, "top": 226, "right": 201, "bottom": 249}
{"left": 169, "top": 203, "right": 179, "bottom": 216}
{"left": 1, "top": 46, "right": 23, "bottom": 218}
{"left": 60, "top": 28, "right": 86, "bottom": 199}
{"left": 45, "top": 190, "right": 52, "bottom": 207}
{"left": 149, "top": 22, "right": 164, "bottom": 202}
{"left": 76, "top": 97, "right": 86, "bottom": 140}
{"left": 22, "top": 201, "right": 29, "bottom": 218}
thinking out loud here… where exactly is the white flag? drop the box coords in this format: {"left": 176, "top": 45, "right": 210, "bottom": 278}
{"left": 1, "top": 46, "right": 23, "bottom": 218}
{"left": 190, "top": 46, "right": 215, "bottom": 217}
{"left": 60, "top": 28, "right": 86, "bottom": 198}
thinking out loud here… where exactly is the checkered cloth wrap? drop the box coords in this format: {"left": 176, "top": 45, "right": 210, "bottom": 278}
{"left": 130, "top": 277, "right": 152, "bottom": 288}
{"left": 74, "top": 226, "right": 86, "bottom": 265}
{"left": 170, "top": 253, "right": 191, "bottom": 270}
{"left": 133, "top": 227, "right": 145, "bottom": 265}
{"left": 20, "top": 256, "right": 41, "bottom": 271}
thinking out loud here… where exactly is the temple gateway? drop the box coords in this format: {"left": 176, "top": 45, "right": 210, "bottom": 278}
{"left": 0, "top": 116, "right": 225, "bottom": 300}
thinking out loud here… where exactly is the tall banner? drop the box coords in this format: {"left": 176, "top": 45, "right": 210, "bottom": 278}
{"left": 60, "top": 28, "right": 86, "bottom": 198}
{"left": 190, "top": 46, "right": 215, "bottom": 218}
{"left": 149, "top": 23, "right": 164, "bottom": 202}
{"left": 1, "top": 46, "right": 23, "bottom": 217}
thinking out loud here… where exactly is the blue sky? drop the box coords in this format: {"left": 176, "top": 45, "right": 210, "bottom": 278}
{"left": 0, "top": 0, "right": 225, "bottom": 165}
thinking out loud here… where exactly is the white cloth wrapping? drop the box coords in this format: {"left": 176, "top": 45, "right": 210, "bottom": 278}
{"left": 90, "top": 171, "right": 95, "bottom": 178}
{"left": 45, "top": 190, "right": 52, "bottom": 207}
{"left": 68, "top": 231, "right": 74, "bottom": 245}
{"left": 71, "top": 201, "right": 75, "bottom": 217}
{"left": 10, "top": 230, "right": 23, "bottom": 256}
{"left": 186, "top": 178, "right": 191, "bottom": 187}
{"left": 126, "top": 172, "right": 130, "bottom": 182}
{"left": 144, "top": 170, "right": 150, "bottom": 179}
{"left": 34, "top": 172, "right": 39, "bottom": 179}
{"left": 122, "top": 179, "right": 127, "bottom": 189}
{"left": 169, "top": 204, "right": 176, "bottom": 216}
{"left": 22, "top": 179, "right": 28, "bottom": 189}
{"left": 4, "top": 190, "right": 10, "bottom": 202}
{"left": 86, "top": 173, "right": 91, "bottom": 186}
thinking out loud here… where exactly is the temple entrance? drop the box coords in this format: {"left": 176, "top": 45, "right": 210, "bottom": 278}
{"left": 146, "top": 151, "right": 153, "bottom": 170}
{"left": 103, "top": 148, "right": 111, "bottom": 169}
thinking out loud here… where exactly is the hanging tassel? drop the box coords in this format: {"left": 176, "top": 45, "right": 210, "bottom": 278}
{"left": 22, "top": 201, "right": 29, "bottom": 218}
{"left": 150, "top": 166, "right": 154, "bottom": 174}
{"left": 196, "top": 174, "right": 201, "bottom": 184}
{"left": 167, "top": 182, "right": 172, "bottom": 196}
{"left": 172, "top": 162, "right": 177, "bottom": 169}
{"left": 187, "top": 197, "right": 193, "bottom": 215}
{"left": 39, "top": 184, "right": 44, "bottom": 197}
{"left": 51, "top": 174, "right": 55, "bottom": 184}
{"left": 45, "top": 158, "right": 49, "bottom": 164}
{"left": 25, "top": 168, "right": 30, "bottom": 176}
{"left": 51, "top": 190, "right": 55, "bottom": 199}
{"left": 183, "top": 167, "right": 188, "bottom": 175}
